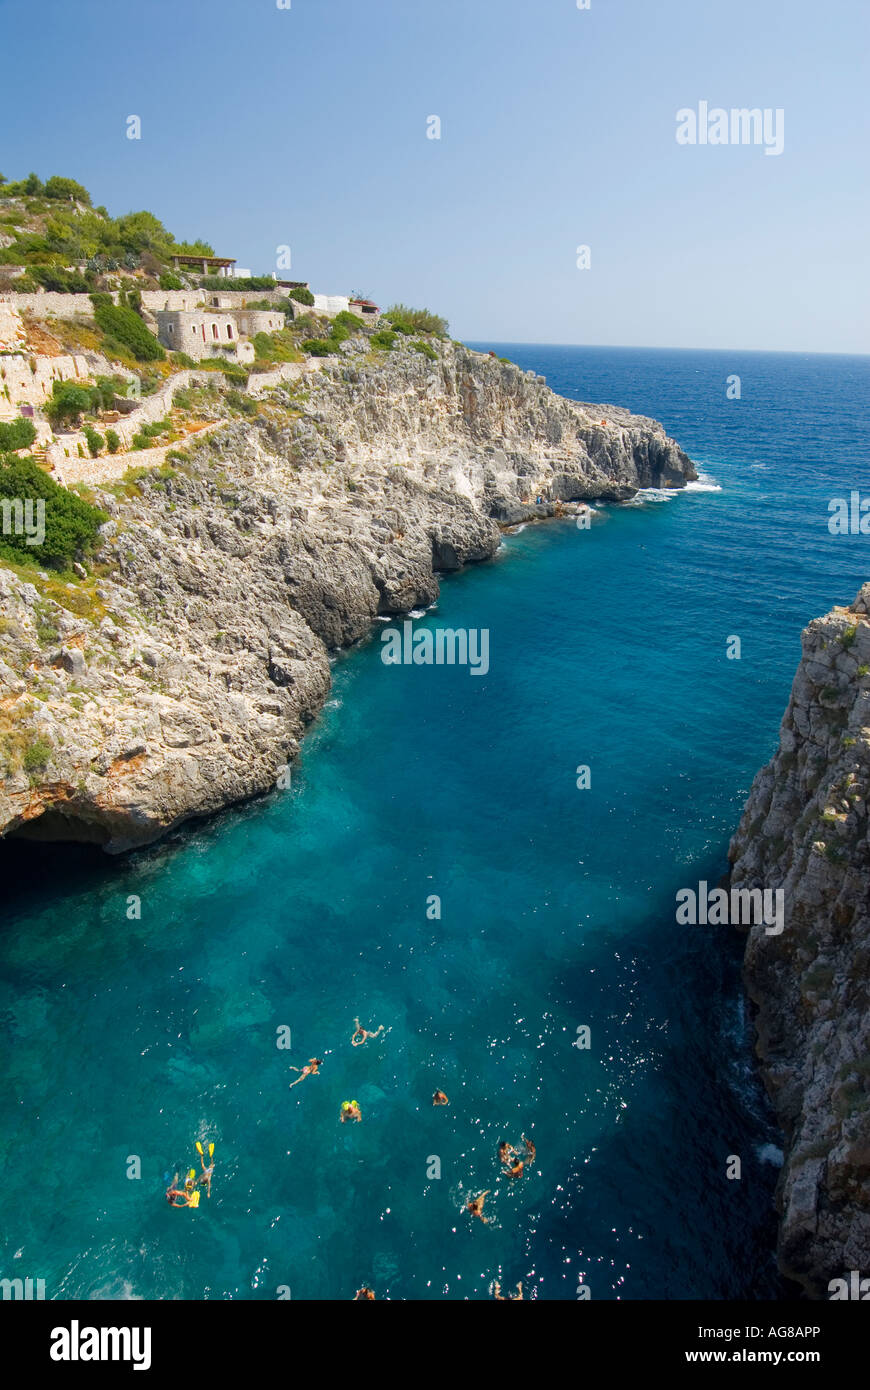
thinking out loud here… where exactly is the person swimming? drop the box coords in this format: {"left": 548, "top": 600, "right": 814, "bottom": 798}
{"left": 341, "top": 1099, "right": 362, "bottom": 1123}
{"left": 522, "top": 1134, "right": 536, "bottom": 1165}
{"left": 166, "top": 1173, "right": 201, "bottom": 1209}
{"left": 466, "top": 1190, "right": 491, "bottom": 1224}
{"left": 506, "top": 1157, "right": 525, "bottom": 1180}
{"left": 288, "top": 1058, "right": 323, "bottom": 1089}
{"left": 498, "top": 1141, "right": 515, "bottom": 1167}
{"left": 196, "top": 1141, "right": 215, "bottom": 1198}
{"left": 353, "top": 1286, "right": 376, "bottom": 1300}
{"left": 493, "top": 1281, "right": 523, "bottom": 1300}
{"left": 351, "top": 1019, "right": 385, "bottom": 1047}
{"left": 432, "top": 1090, "right": 449, "bottom": 1106}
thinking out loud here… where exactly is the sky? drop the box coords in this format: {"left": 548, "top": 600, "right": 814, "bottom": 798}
{"left": 1, "top": 0, "right": 868, "bottom": 352}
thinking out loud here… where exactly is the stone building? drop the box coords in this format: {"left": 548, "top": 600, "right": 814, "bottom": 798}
{"left": 154, "top": 307, "right": 286, "bottom": 361}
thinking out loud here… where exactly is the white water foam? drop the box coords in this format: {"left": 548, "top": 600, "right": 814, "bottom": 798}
{"left": 686, "top": 473, "right": 723, "bottom": 493}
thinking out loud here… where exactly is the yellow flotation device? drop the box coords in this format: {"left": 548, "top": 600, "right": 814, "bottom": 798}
{"left": 189, "top": 1190, "right": 201, "bottom": 1208}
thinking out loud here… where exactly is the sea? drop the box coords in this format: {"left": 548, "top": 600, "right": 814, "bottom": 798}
{"left": 1, "top": 344, "right": 868, "bottom": 1301}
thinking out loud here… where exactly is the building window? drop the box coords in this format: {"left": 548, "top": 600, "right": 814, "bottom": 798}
{"left": 213, "top": 323, "right": 219, "bottom": 339}
{"left": 227, "top": 324, "right": 233, "bottom": 339}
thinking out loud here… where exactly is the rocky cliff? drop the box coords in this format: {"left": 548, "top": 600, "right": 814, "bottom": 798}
{"left": 0, "top": 339, "right": 695, "bottom": 852}
{"left": 730, "top": 586, "right": 870, "bottom": 1296}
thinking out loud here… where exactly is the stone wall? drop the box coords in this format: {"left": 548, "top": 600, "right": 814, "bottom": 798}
{"left": 0, "top": 351, "right": 92, "bottom": 413}
{"left": 0, "top": 291, "right": 99, "bottom": 319}
{"left": 312, "top": 294, "right": 350, "bottom": 318}
{"left": 46, "top": 368, "right": 207, "bottom": 467}
{"left": 54, "top": 422, "right": 227, "bottom": 487}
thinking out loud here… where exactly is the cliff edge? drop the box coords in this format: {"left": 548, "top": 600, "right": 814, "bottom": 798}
{"left": 730, "top": 585, "right": 870, "bottom": 1296}
{"left": 0, "top": 339, "right": 695, "bottom": 852}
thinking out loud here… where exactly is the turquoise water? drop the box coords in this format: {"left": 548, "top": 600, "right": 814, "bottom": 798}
{"left": 1, "top": 346, "right": 868, "bottom": 1300}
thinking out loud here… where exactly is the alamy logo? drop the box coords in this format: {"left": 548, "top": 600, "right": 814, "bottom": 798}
{"left": 0, "top": 497, "right": 45, "bottom": 547}
{"left": 828, "top": 1271, "right": 870, "bottom": 1300}
{"left": 828, "top": 493, "right": 870, "bottom": 535}
{"left": 676, "top": 881, "right": 784, "bottom": 935}
{"left": 1, "top": 1276, "right": 45, "bottom": 1299}
{"left": 380, "top": 620, "right": 490, "bottom": 676}
{"left": 50, "top": 1321, "right": 151, "bottom": 1371}
{"left": 676, "top": 103, "right": 784, "bottom": 156}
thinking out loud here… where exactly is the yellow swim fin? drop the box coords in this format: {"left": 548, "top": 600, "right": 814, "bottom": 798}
{"left": 195, "top": 1141, "right": 204, "bottom": 1157}
{"left": 208, "top": 1143, "right": 215, "bottom": 1158}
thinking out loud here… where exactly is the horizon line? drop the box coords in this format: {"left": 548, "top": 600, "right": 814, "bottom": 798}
{"left": 462, "top": 340, "right": 870, "bottom": 359}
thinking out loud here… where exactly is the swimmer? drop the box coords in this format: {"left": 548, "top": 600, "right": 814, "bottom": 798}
{"left": 522, "top": 1134, "right": 536, "bottom": 1165}
{"left": 288, "top": 1058, "right": 323, "bottom": 1089}
{"left": 497, "top": 1141, "right": 516, "bottom": 1167}
{"left": 351, "top": 1018, "right": 385, "bottom": 1047}
{"left": 341, "top": 1099, "right": 362, "bottom": 1123}
{"left": 166, "top": 1174, "right": 200, "bottom": 1209}
{"left": 353, "top": 1286, "right": 376, "bottom": 1300}
{"left": 432, "top": 1090, "right": 449, "bottom": 1106}
{"left": 466, "top": 1190, "right": 490, "bottom": 1224}
{"left": 493, "top": 1281, "right": 524, "bottom": 1301}
{"left": 196, "top": 1140, "right": 215, "bottom": 1198}
{"left": 165, "top": 1173, "right": 184, "bottom": 1206}
{"left": 507, "top": 1157, "right": 525, "bottom": 1181}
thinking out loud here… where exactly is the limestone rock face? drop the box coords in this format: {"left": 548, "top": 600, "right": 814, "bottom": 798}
{"left": 729, "top": 587, "right": 870, "bottom": 1296}
{"left": 0, "top": 341, "right": 695, "bottom": 852}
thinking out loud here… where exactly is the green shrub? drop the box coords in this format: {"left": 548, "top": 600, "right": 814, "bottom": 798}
{"left": 30, "top": 265, "right": 91, "bottom": 293}
{"left": 45, "top": 380, "right": 92, "bottom": 427}
{"left": 200, "top": 274, "right": 275, "bottom": 292}
{"left": 333, "top": 310, "right": 364, "bottom": 331}
{"left": 412, "top": 339, "right": 438, "bottom": 361}
{"left": 301, "top": 338, "right": 339, "bottom": 357}
{"left": 371, "top": 330, "right": 397, "bottom": 351}
{"left": 0, "top": 453, "right": 107, "bottom": 568}
{"left": 842, "top": 626, "right": 857, "bottom": 648}
{"left": 159, "top": 272, "right": 184, "bottom": 290}
{"left": 383, "top": 304, "right": 448, "bottom": 337}
{"left": 43, "top": 176, "right": 91, "bottom": 205}
{"left": 171, "top": 351, "right": 197, "bottom": 368}
{"left": 226, "top": 390, "right": 257, "bottom": 416}
{"left": 90, "top": 294, "right": 164, "bottom": 362}
{"left": 253, "top": 331, "right": 276, "bottom": 360}
{"left": 288, "top": 286, "right": 315, "bottom": 306}
{"left": 83, "top": 426, "right": 104, "bottom": 457}
{"left": 105, "top": 429, "right": 120, "bottom": 454}
{"left": 200, "top": 359, "right": 249, "bottom": 385}
{"left": 131, "top": 418, "right": 170, "bottom": 450}
{"left": 22, "top": 735, "right": 53, "bottom": 771}
{"left": 0, "top": 417, "right": 37, "bottom": 451}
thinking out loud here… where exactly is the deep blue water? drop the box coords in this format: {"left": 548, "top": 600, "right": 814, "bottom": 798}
{"left": 1, "top": 345, "right": 868, "bottom": 1301}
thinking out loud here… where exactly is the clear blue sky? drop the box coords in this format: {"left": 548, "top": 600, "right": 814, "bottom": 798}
{"left": 1, "top": 0, "right": 867, "bottom": 352}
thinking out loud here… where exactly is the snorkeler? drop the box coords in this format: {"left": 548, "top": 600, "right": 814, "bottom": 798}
{"left": 493, "top": 1281, "right": 523, "bottom": 1300}
{"left": 506, "top": 1157, "right": 525, "bottom": 1181}
{"left": 432, "top": 1090, "right": 449, "bottom": 1106}
{"left": 166, "top": 1173, "right": 201, "bottom": 1209}
{"left": 466, "top": 1190, "right": 491, "bottom": 1224}
{"left": 351, "top": 1019, "right": 385, "bottom": 1047}
{"left": 498, "top": 1141, "right": 516, "bottom": 1167}
{"left": 288, "top": 1058, "right": 323, "bottom": 1089}
{"left": 353, "top": 1286, "right": 376, "bottom": 1300}
{"left": 196, "top": 1141, "right": 215, "bottom": 1198}
{"left": 341, "top": 1099, "right": 362, "bottom": 1123}
{"left": 522, "top": 1134, "right": 536, "bottom": 1165}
